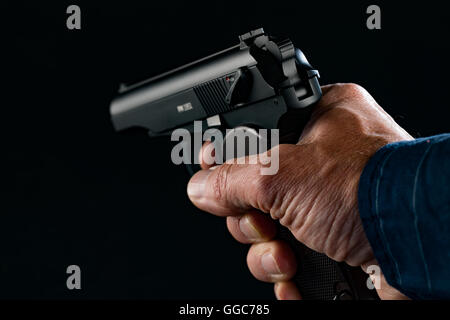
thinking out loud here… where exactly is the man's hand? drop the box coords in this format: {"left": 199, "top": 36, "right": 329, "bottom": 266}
{"left": 187, "top": 83, "right": 413, "bottom": 300}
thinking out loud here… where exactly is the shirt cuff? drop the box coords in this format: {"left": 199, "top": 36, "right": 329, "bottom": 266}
{"left": 357, "top": 137, "right": 441, "bottom": 299}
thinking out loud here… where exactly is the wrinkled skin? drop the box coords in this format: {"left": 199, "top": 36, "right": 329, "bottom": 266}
{"left": 187, "top": 84, "right": 413, "bottom": 300}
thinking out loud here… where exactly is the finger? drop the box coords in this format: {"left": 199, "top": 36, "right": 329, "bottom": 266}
{"left": 226, "top": 211, "right": 277, "bottom": 244}
{"left": 199, "top": 141, "right": 217, "bottom": 170}
{"left": 274, "top": 281, "right": 302, "bottom": 300}
{"left": 187, "top": 144, "right": 296, "bottom": 217}
{"left": 247, "top": 240, "right": 297, "bottom": 283}
{"left": 187, "top": 162, "right": 261, "bottom": 216}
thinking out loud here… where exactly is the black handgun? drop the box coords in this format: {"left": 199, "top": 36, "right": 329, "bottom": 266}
{"left": 110, "top": 28, "right": 378, "bottom": 300}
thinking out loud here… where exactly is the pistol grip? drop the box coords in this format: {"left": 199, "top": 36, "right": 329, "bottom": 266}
{"left": 276, "top": 223, "right": 378, "bottom": 300}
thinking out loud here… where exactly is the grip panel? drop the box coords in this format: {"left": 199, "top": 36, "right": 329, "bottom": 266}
{"left": 277, "top": 223, "right": 378, "bottom": 300}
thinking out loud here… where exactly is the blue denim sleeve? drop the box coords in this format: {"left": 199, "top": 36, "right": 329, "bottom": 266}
{"left": 358, "top": 134, "right": 450, "bottom": 299}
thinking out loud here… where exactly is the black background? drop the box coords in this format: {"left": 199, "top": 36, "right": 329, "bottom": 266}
{"left": 1, "top": 0, "right": 449, "bottom": 299}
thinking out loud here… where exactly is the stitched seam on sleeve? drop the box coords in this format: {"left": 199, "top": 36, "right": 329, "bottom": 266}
{"left": 412, "top": 142, "right": 433, "bottom": 293}
{"left": 374, "top": 149, "right": 403, "bottom": 286}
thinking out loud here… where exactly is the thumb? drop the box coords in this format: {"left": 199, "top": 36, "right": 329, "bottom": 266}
{"left": 187, "top": 144, "right": 295, "bottom": 216}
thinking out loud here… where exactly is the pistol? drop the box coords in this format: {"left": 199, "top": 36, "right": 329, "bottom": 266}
{"left": 110, "top": 28, "right": 378, "bottom": 300}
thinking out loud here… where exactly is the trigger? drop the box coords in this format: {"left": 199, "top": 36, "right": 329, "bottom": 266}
{"left": 225, "top": 68, "right": 252, "bottom": 106}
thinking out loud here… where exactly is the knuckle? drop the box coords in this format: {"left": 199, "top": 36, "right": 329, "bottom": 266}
{"left": 252, "top": 145, "right": 295, "bottom": 215}
{"left": 253, "top": 173, "right": 277, "bottom": 214}
{"left": 318, "top": 83, "right": 374, "bottom": 116}
{"left": 276, "top": 143, "right": 296, "bottom": 155}
{"left": 326, "top": 83, "right": 367, "bottom": 101}
{"left": 212, "top": 164, "right": 232, "bottom": 202}
{"left": 340, "top": 83, "right": 367, "bottom": 98}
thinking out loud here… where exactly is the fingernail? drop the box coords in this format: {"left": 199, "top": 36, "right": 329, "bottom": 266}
{"left": 187, "top": 170, "right": 210, "bottom": 199}
{"left": 239, "top": 216, "right": 262, "bottom": 240}
{"left": 274, "top": 283, "right": 281, "bottom": 300}
{"left": 274, "top": 282, "right": 280, "bottom": 292}
{"left": 261, "top": 252, "right": 282, "bottom": 276}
